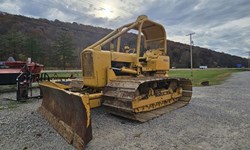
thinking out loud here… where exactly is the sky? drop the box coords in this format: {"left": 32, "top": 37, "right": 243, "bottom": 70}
{"left": 0, "top": 0, "right": 249, "bottom": 58}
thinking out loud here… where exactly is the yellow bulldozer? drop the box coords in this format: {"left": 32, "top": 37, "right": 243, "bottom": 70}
{"left": 38, "top": 15, "right": 192, "bottom": 149}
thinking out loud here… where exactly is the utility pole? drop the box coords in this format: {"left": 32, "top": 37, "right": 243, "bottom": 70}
{"left": 248, "top": 51, "right": 250, "bottom": 69}
{"left": 186, "top": 32, "right": 195, "bottom": 78}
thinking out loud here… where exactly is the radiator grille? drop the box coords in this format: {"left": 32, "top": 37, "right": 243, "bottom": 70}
{"left": 82, "top": 52, "right": 93, "bottom": 77}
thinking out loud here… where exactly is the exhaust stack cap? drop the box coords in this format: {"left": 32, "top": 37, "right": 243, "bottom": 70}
{"left": 137, "top": 15, "right": 148, "bottom": 21}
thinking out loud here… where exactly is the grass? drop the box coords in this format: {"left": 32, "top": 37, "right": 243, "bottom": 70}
{"left": 42, "top": 68, "right": 246, "bottom": 87}
{"left": 169, "top": 68, "right": 245, "bottom": 86}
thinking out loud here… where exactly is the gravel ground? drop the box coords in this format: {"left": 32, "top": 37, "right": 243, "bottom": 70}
{"left": 0, "top": 71, "right": 249, "bottom": 150}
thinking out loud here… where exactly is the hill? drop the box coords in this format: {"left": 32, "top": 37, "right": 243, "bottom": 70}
{"left": 0, "top": 12, "right": 247, "bottom": 68}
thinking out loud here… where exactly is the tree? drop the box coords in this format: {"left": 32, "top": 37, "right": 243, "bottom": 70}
{"left": 179, "top": 50, "right": 189, "bottom": 68}
{"left": 0, "top": 29, "right": 27, "bottom": 60}
{"left": 25, "top": 37, "right": 43, "bottom": 62}
{"left": 54, "top": 32, "right": 75, "bottom": 69}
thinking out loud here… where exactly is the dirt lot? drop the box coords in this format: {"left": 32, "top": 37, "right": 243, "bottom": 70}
{"left": 0, "top": 71, "right": 249, "bottom": 150}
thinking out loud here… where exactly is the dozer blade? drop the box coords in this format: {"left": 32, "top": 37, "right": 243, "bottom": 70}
{"left": 103, "top": 77, "right": 192, "bottom": 122}
{"left": 38, "top": 81, "right": 92, "bottom": 149}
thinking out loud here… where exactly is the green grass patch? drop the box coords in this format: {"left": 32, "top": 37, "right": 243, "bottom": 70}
{"left": 169, "top": 68, "right": 245, "bottom": 86}
{"left": 43, "top": 68, "right": 245, "bottom": 87}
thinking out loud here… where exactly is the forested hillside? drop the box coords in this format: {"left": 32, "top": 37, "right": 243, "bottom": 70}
{"left": 0, "top": 12, "right": 247, "bottom": 69}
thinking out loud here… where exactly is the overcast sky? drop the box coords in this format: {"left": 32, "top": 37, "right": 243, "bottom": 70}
{"left": 0, "top": 0, "right": 249, "bottom": 58}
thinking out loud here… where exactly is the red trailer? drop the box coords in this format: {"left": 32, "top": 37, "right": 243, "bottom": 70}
{"left": 0, "top": 61, "right": 44, "bottom": 85}
{"left": 0, "top": 58, "right": 48, "bottom": 100}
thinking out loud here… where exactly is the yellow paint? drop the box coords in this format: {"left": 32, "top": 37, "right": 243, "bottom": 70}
{"left": 81, "top": 15, "right": 170, "bottom": 88}
{"left": 89, "top": 93, "right": 102, "bottom": 108}
{"left": 78, "top": 94, "right": 91, "bottom": 128}
{"left": 121, "top": 67, "right": 137, "bottom": 74}
{"left": 39, "top": 81, "right": 70, "bottom": 89}
{"left": 132, "top": 92, "right": 181, "bottom": 109}
{"left": 82, "top": 50, "right": 111, "bottom": 87}
{"left": 89, "top": 99, "right": 101, "bottom": 108}
{"left": 88, "top": 92, "right": 103, "bottom": 99}
{"left": 107, "top": 67, "right": 117, "bottom": 83}
{"left": 111, "top": 52, "right": 136, "bottom": 62}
